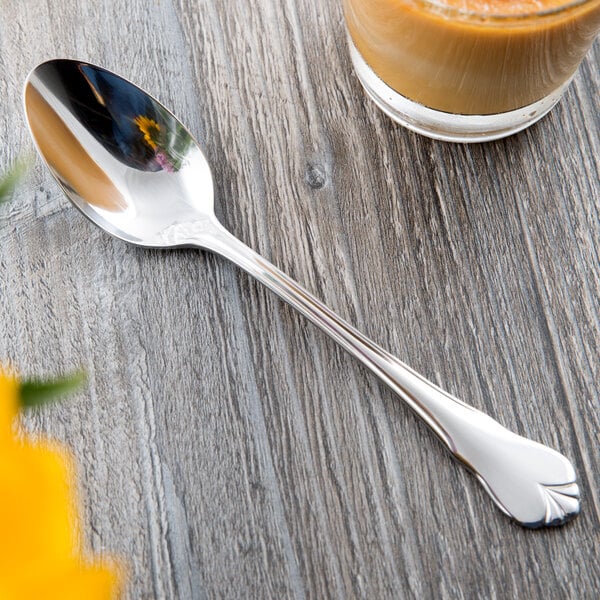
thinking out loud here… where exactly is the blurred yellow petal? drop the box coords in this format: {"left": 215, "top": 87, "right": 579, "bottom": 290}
{"left": 0, "top": 374, "right": 19, "bottom": 443}
{"left": 0, "top": 441, "right": 78, "bottom": 569}
{"left": 0, "top": 371, "right": 124, "bottom": 598}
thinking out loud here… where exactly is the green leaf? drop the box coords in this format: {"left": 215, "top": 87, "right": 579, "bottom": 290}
{"left": 0, "top": 159, "right": 30, "bottom": 206}
{"left": 19, "top": 371, "right": 87, "bottom": 409}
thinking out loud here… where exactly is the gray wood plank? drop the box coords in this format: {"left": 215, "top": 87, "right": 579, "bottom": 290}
{"left": 0, "top": 0, "right": 599, "bottom": 598}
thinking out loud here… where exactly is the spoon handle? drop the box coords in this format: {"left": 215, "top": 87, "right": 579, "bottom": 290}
{"left": 194, "top": 223, "right": 579, "bottom": 528}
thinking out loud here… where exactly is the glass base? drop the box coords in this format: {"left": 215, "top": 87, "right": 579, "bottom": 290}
{"left": 349, "top": 40, "right": 572, "bottom": 143}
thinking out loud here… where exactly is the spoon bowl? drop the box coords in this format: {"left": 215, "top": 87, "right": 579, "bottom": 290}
{"left": 24, "top": 59, "right": 580, "bottom": 529}
{"left": 24, "top": 60, "right": 215, "bottom": 247}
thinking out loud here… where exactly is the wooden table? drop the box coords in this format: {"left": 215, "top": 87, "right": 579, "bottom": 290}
{"left": 1, "top": 1, "right": 599, "bottom": 598}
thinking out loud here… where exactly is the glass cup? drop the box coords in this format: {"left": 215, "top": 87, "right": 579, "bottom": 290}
{"left": 343, "top": 0, "right": 600, "bottom": 142}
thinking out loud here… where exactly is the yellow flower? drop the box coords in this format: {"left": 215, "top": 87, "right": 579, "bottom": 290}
{"left": 0, "top": 372, "right": 122, "bottom": 599}
{"left": 134, "top": 115, "right": 161, "bottom": 150}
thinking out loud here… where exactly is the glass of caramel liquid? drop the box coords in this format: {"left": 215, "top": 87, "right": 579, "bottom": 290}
{"left": 344, "top": 0, "right": 600, "bottom": 141}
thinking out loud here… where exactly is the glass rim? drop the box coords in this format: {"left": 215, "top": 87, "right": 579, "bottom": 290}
{"left": 419, "top": 0, "right": 596, "bottom": 21}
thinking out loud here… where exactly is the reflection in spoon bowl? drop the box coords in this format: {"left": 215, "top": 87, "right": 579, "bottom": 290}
{"left": 25, "top": 83, "right": 127, "bottom": 213}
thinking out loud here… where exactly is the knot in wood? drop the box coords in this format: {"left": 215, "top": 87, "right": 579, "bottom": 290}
{"left": 305, "top": 164, "right": 327, "bottom": 190}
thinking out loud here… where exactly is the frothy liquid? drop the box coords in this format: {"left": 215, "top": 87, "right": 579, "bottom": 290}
{"left": 345, "top": 0, "right": 600, "bottom": 114}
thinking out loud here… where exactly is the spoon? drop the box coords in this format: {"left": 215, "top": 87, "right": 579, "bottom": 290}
{"left": 24, "top": 59, "right": 580, "bottom": 528}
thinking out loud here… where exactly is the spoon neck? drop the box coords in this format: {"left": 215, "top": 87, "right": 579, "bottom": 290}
{"left": 196, "top": 226, "right": 459, "bottom": 445}
{"left": 187, "top": 222, "right": 291, "bottom": 286}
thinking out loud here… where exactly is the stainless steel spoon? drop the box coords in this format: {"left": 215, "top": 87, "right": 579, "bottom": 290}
{"left": 24, "top": 59, "right": 580, "bottom": 528}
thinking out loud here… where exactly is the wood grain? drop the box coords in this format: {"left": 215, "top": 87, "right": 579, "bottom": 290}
{"left": 0, "top": 1, "right": 599, "bottom": 598}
